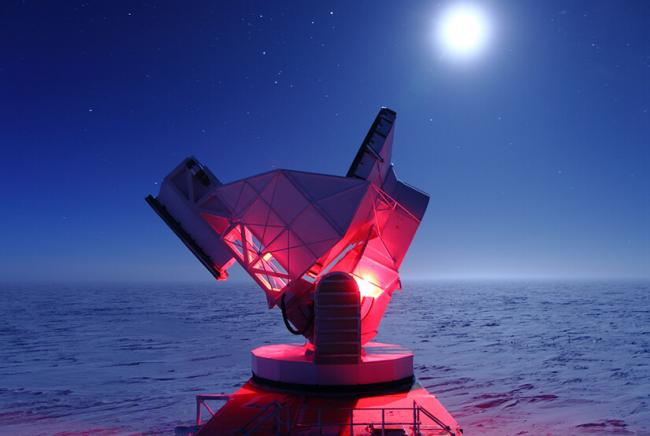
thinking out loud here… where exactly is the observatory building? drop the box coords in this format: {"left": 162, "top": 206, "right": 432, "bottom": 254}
{"left": 147, "top": 108, "right": 462, "bottom": 435}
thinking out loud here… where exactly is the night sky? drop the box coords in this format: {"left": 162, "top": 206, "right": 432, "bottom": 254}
{"left": 1, "top": 1, "right": 648, "bottom": 282}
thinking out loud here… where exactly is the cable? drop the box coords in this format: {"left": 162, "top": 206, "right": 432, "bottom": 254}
{"left": 280, "top": 293, "right": 313, "bottom": 336}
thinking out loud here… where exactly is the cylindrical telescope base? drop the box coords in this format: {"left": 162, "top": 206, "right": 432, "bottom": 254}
{"left": 251, "top": 342, "right": 413, "bottom": 388}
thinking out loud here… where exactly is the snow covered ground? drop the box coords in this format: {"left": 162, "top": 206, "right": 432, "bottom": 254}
{"left": 1, "top": 280, "right": 648, "bottom": 435}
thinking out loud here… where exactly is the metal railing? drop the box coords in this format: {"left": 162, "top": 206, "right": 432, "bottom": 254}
{"left": 195, "top": 393, "right": 230, "bottom": 426}
{"left": 196, "top": 394, "right": 457, "bottom": 435}
{"left": 290, "top": 402, "right": 456, "bottom": 436}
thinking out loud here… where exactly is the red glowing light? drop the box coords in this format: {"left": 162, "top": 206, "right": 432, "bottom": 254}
{"left": 353, "top": 274, "right": 383, "bottom": 299}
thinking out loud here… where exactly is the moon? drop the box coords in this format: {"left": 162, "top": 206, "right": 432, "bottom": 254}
{"left": 436, "top": 3, "right": 492, "bottom": 62}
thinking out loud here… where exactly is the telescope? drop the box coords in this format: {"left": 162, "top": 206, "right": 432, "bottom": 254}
{"left": 147, "top": 108, "right": 462, "bottom": 434}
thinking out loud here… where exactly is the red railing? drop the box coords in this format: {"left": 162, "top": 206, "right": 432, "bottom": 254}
{"left": 195, "top": 394, "right": 457, "bottom": 435}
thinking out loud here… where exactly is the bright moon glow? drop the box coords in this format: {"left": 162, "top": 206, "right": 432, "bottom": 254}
{"left": 436, "top": 3, "right": 491, "bottom": 61}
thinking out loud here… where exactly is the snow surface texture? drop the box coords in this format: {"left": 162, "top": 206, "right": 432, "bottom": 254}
{"left": 0, "top": 281, "right": 648, "bottom": 434}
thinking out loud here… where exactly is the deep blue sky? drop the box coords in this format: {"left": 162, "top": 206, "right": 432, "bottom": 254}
{"left": 1, "top": 1, "right": 648, "bottom": 282}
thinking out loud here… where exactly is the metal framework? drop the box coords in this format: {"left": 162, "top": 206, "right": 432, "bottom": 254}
{"left": 147, "top": 108, "right": 429, "bottom": 344}
{"left": 195, "top": 394, "right": 456, "bottom": 435}
{"left": 196, "top": 394, "right": 231, "bottom": 427}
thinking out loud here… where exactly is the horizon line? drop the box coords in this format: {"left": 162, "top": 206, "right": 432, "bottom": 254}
{"left": 1, "top": 276, "right": 648, "bottom": 287}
